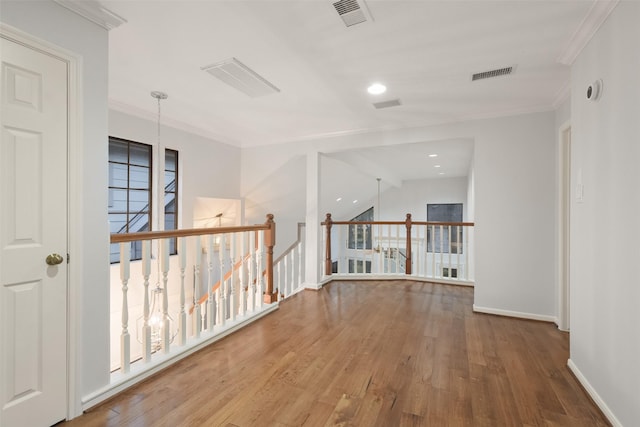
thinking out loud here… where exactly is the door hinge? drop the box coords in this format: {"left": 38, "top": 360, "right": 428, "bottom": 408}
{"left": 67, "top": 253, "right": 70, "bottom": 264}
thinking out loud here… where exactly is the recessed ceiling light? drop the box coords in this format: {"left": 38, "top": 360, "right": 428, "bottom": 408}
{"left": 367, "top": 83, "right": 386, "bottom": 95}
{"left": 434, "top": 165, "right": 441, "bottom": 168}
{"left": 336, "top": 197, "right": 342, "bottom": 202}
{"left": 428, "top": 154, "right": 438, "bottom": 158}
{"left": 353, "top": 199, "right": 358, "bottom": 204}
{"left": 439, "top": 172, "right": 445, "bottom": 175}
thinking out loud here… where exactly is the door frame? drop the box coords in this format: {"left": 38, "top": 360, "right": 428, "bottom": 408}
{"left": 0, "top": 23, "right": 83, "bottom": 420}
{"left": 557, "top": 121, "right": 571, "bottom": 332}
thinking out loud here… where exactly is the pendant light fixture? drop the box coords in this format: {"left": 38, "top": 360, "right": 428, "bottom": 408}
{"left": 136, "top": 90, "right": 177, "bottom": 352}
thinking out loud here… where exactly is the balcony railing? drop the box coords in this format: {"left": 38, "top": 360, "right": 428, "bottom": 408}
{"left": 109, "top": 214, "right": 276, "bottom": 381}
{"left": 322, "top": 213, "right": 474, "bottom": 283}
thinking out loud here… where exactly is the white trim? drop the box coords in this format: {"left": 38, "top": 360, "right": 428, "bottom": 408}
{"left": 318, "top": 274, "right": 474, "bottom": 287}
{"left": 52, "top": 0, "right": 127, "bottom": 30}
{"left": 0, "top": 23, "right": 84, "bottom": 421}
{"left": 557, "top": 0, "right": 619, "bottom": 65}
{"left": 472, "top": 304, "right": 557, "bottom": 323}
{"left": 567, "top": 359, "right": 622, "bottom": 427}
{"left": 556, "top": 121, "right": 571, "bottom": 332}
{"left": 81, "top": 303, "right": 278, "bottom": 411}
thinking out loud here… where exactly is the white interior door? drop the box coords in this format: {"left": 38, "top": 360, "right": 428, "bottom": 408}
{"left": 1, "top": 35, "right": 68, "bottom": 426}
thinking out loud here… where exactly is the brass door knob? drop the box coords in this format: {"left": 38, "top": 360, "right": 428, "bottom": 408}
{"left": 46, "top": 253, "right": 64, "bottom": 266}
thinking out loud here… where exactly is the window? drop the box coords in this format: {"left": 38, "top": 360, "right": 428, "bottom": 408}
{"left": 348, "top": 207, "right": 373, "bottom": 250}
{"left": 108, "top": 137, "right": 179, "bottom": 262}
{"left": 109, "top": 137, "right": 152, "bottom": 263}
{"left": 348, "top": 259, "right": 371, "bottom": 273}
{"left": 427, "top": 203, "right": 463, "bottom": 254}
{"left": 164, "top": 149, "right": 178, "bottom": 255}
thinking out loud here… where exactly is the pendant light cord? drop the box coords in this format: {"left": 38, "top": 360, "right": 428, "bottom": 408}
{"left": 151, "top": 91, "right": 168, "bottom": 288}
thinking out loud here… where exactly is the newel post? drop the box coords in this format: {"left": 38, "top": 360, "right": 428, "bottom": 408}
{"left": 405, "top": 213, "right": 412, "bottom": 275}
{"left": 324, "top": 213, "right": 333, "bottom": 276}
{"left": 264, "top": 214, "right": 278, "bottom": 304}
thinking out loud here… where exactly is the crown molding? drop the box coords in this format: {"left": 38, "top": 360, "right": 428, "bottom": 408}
{"left": 52, "top": 0, "right": 127, "bottom": 30}
{"left": 557, "top": 0, "right": 619, "bottom": 65}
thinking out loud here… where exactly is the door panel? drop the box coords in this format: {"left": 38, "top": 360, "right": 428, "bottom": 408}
{"left": 1, "top": 35, "right": 68, "bottom": 427}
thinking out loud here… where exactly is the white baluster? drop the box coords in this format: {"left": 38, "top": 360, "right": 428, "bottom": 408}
{"left": 141, "top": 240, "right": 152, "bottom": 362}
{"left": 120, "top": 242, "right": 131, "bottom": 373}
{"left": 387, "top": 224, "right": 392, "bottom": 274}
{"left": 178, "top": 237, "right": 187, "bottom": 346}
{"left": 283, "top": 255, "right": 288, "bottom": 298}
{"left": 297, "top": 241, "right": 303, "bottom": 293}
{"left": 287, "top": 251, "right": 296, "bottom": 295}
{"left": 395, "top": 225, "right": 400, "bottom": 273}
{"left": 277, "top": 260, "right": 282, "bottom": 299}
{"left": 193, "top": 236, "right": 202, "bottom": 338}
{"left": 248, "top": 231, "right": 255, "bottom": 312}
{"left": 438, "top": 225, "right": 444, "bottom": 278}
{"left": 448, "top": 225, "right": 452, "bottom": 277}
{"left": 218, "top": 233, "right": 226, "bottom": 326}
{"left": 239, "top": 232, "right": 246, "bottom": 318}
{"left": 160, "top": 239, "right": 170, "bottom": 354}
{"left": 430, "top": 225, "right": 435, "bottom": 279}
{"left": 456, "top": 226, "right": 461, "bottom": 280}
{"left": 207, "top": 235, "right": 216, "bottom": 331}
{"left": 415, "top": 225, "right": 421, "bottom": 277}
{"left": 229, "top": 233, "right": 236, "bottom": 322}
{"left": 256, "top": 230, "right": 264, "bottom": 310}
{"left": 464, "top": 225, "right": 470, "bottom": 281}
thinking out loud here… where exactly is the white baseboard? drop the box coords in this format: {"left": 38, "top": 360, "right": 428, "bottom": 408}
{"left": 567, "top": 359, "right": 622, "bottom": 427}
{"left": 472, "top": 304, "right": 557, "bottom": 323}
{"left": 318, "top": 274, "right": 474, "bottom": 287}
{"left": 80, "top": 304, "right": 279, "bottom": 413}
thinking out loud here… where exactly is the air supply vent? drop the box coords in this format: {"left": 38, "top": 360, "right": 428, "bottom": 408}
{"left": 201, "top": 57, "right": 280, "bottom": 98}
{"left": 333, "top": 0, "right": 369, "bottom": 27}
{"left": 373, "top": 99, "right": 402, "bottom": 109}
{"left": 472, "top": 66, "right": 514, "bottom": 81}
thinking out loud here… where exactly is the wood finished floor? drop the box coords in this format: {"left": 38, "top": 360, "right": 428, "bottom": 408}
{"left": 62, "top": 281, "right": 609, "bottom": 427}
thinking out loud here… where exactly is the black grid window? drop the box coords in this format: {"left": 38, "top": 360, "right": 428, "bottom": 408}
{"left": 109, "top": 137, "right": 152, "bottom": 263}
{"left": 426, "top": 203, "right": 463, "bottom": 254}
{"left": 164, "top": 149, "right": 178, "bottom": 255}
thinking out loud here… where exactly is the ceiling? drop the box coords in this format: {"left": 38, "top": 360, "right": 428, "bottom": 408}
{"left": 105, "top": 0, "right": 593, "bottom": 150}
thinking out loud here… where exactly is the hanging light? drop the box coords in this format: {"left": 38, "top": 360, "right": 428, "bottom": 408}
{"left": 137, "top": 285, "right": 175, "bottom": 352}
{"left": 136, "top": 91, "right": 177, "bottom": 352}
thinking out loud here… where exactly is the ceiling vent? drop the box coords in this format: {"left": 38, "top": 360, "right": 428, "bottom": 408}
{"left": 471, "top": 66, "right": 515, "bottom": 81}
{"left": 201, "top": 57, "right": 280, "bottom": 98}
{"left": 333, "top": 0, "right": 371, "bottom": 27}
{"left": 373, "top": 99, "right": 402, "bottom": 109}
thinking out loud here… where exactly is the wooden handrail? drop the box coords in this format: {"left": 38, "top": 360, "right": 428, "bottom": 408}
{"left": 113, "top": 213, "right": 277, "bottom": 305}
{"left": 110, "top": 224, "right": 270, "bottom": 244}
{"left": 322, "top": 213, "right": 474, "bottom": 277}
{"left": 320, "top": 219, "right": 475, "bottom": 227}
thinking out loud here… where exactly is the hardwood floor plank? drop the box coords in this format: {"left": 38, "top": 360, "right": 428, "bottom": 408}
{"left": 62, "top": 281, "right": 610, "bottom": 427}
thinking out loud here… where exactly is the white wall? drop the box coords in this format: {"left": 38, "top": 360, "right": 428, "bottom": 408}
{"left": 242, "top": 153, "right": 306, "bottom": 258}
{"left": 379, "top": 177, "right": 468, "bottom": 221}
{"left": 0, "top": 0, "right": 110, "bottom": 408}
{"left": 242, "top": 111, "right": 557, "bottom": 318}
{"left": 334, "top": 176, "right": 469, "bottom": 222}
{"left": 472, "top": 113, "right": 556, "bottom": 318}
{"left": 569, "top": 2, "right": 640, "bottom": 425}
